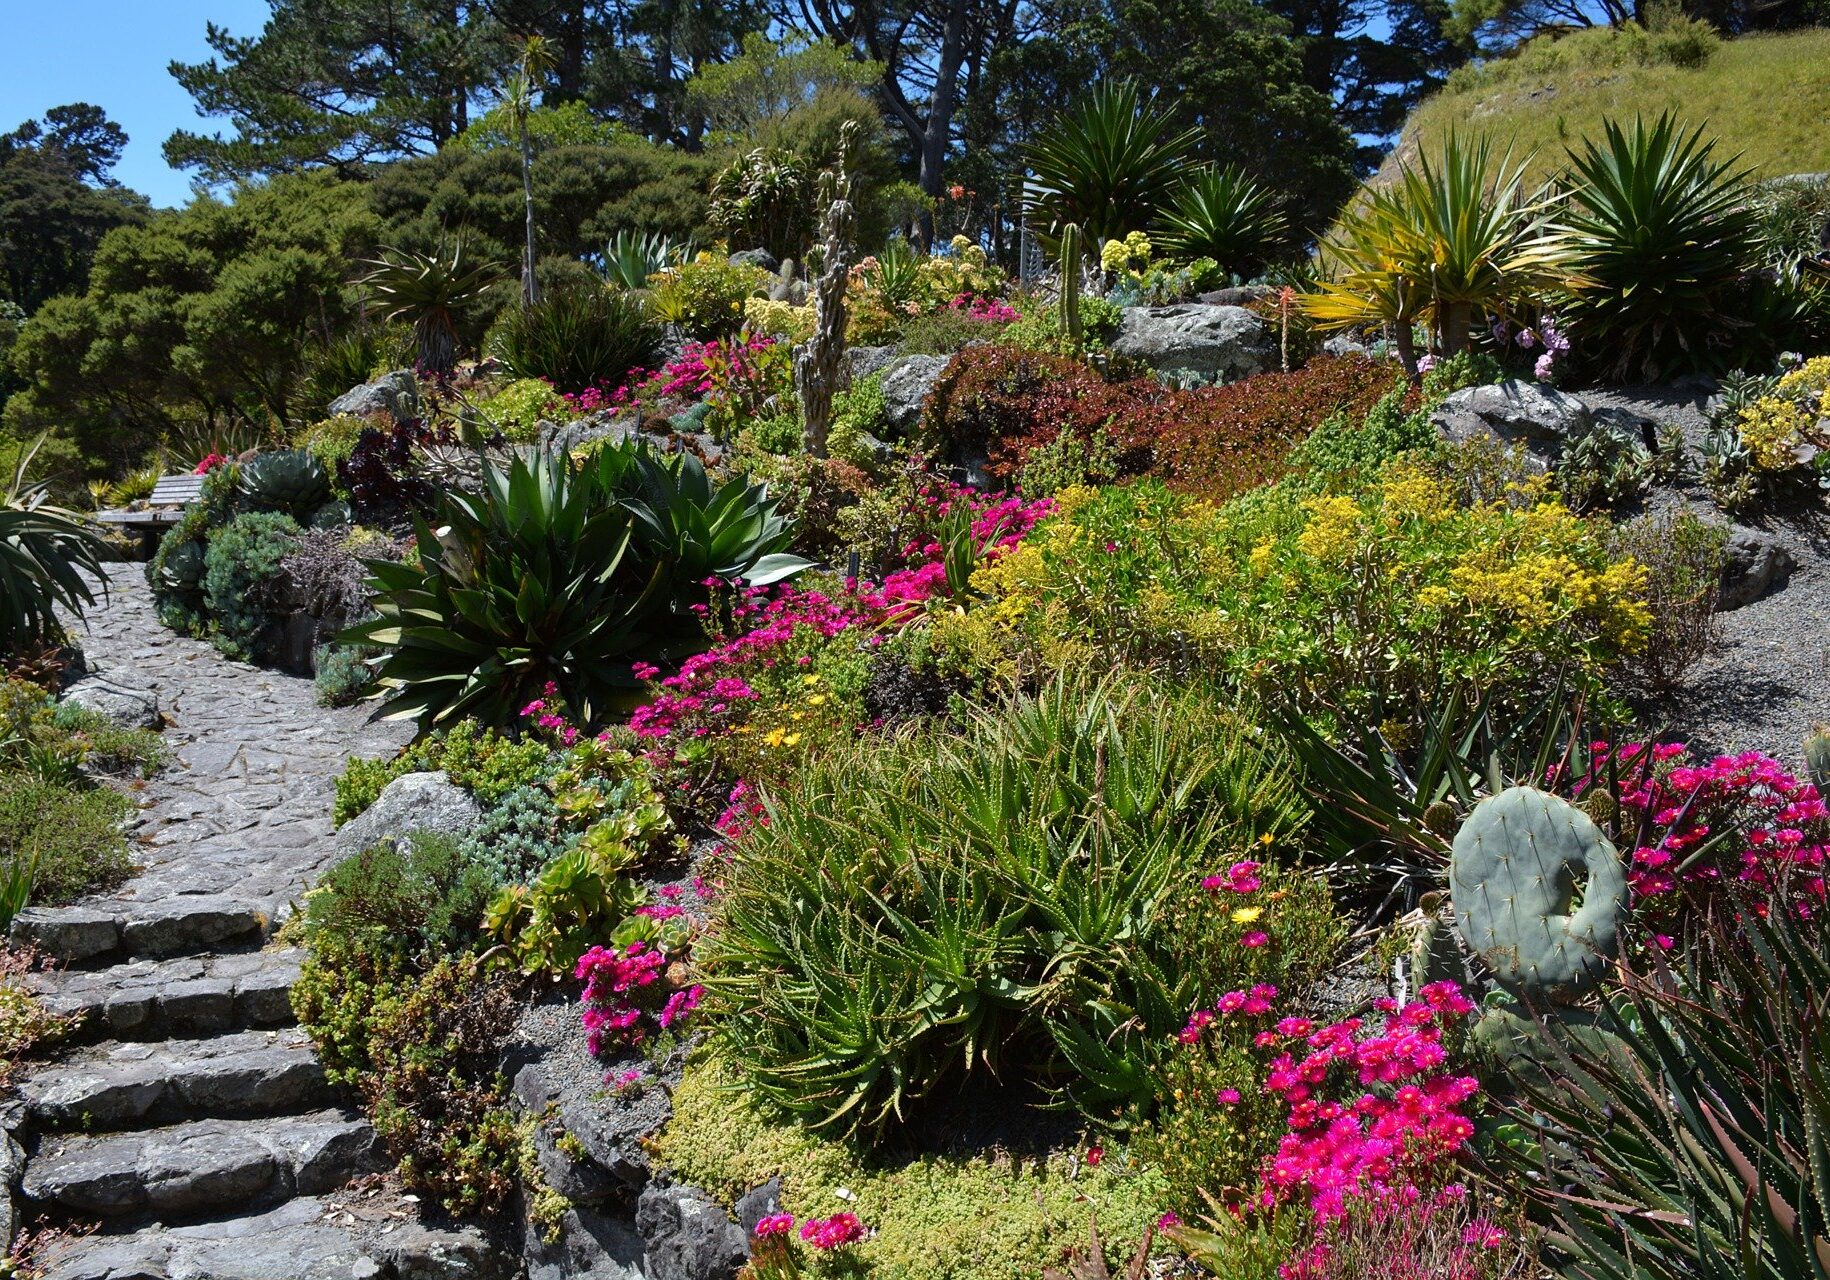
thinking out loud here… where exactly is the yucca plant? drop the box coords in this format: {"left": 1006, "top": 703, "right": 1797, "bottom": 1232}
{"left": 1493, "top": 882, "right": 1830, "bottom": 1280}
{"left": 1556, "top": 113, "right": 1762, "bottom": 382}
{"left": 1022, "top": 81, "right": 1199, "bottom": 242}
{"left": 0, "top": 436, "right": 109, "bottom": 657}
{"left": 1305, "top": 133, "right": 1566, "bottom": 373}
{"left": 863, "top": 239, "right": 924, "bottom": 309}
{"left": 601, "top": 230, "right": 693, "bottom": 291}
{"left": 344, "top": 443, "right": 809, "bottom": 730}
{"left": 488, "top": 286, "right": 661, "bottom": 393}
{"left": 703, "top": 676, "right": 1318, "bottom": 1140}
{"left": 360, "top": 243, "right": 502, "bottom": 377}
{"left": 1155, "top": 165, "right": 1291, "bottom": 279}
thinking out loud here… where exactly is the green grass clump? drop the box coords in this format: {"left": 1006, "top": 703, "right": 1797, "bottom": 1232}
{"left": 653, "top": 1052, "right": 1171, "bottom": 1280}
{"left": 0, "top": 774, "right": 133, "bottom": 904}
{"left": 1392, "top": 28, "right": 1830, "bottom": 186}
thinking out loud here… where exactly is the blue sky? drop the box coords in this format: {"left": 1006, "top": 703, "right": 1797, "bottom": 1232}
{"left": 0, "top": 0, "right": 271, "bottom": 207}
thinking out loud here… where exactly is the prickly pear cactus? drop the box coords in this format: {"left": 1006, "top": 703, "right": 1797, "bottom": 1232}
{"left": 1450, "top": 786, "right": 1627, "bottom": 999}
{"left": 1805, "top": 724, "right": 1830, "bottom": 792}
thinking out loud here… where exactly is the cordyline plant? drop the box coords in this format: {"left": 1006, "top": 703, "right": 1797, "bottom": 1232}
{"left": 0, "top": 435, "right": 108, "bottom": 656}
{"left": 1488, "top": 882, "right": 1830, "bottom": 1280}
{"left": 1304, "top": 133, "right": 1566, "bottom": 375}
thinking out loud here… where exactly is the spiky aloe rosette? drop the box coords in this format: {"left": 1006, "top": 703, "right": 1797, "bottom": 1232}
{"left": 1450, "top": 785, "right": 1627, "bottom": 999}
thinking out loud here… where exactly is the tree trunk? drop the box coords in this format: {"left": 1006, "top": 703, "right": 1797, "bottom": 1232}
{"left": 915, "top": 0, "right": 970, "bottom": 249}
{"left": 519, "top": 110, "right": 539, "bottom": 309}
{"left": 1392, "top": 320, "right": 1420, "bottom": 381}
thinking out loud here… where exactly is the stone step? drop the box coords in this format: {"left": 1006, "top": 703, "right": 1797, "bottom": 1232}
{"left": 10, "top": 895, "right": 269, "bottom": 964}
{"left": 30, "top": 1193, "right": 514, "bottom": 1280}
{"left": 22, "top": 947, "right": 301, "bottom": 1040}
{"left": 17, "top": 1029, "right": 332, "bottom": 1131}
{"left": 20, "top": 1109, "right": 382, "bottom": 1221}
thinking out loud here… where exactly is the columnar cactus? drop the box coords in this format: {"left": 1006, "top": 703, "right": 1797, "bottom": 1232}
{"left": 1805, "top": 724, "right": 1830, "bottom": 792}
{"left": 1450, "top": 785, "right": 1628, "bottom": 1000}
{"left": 1058, "top": 223, "right": 1084, "bottom": 355}
{"left": 797, "top": 122, "right": 858, "bottom": 459}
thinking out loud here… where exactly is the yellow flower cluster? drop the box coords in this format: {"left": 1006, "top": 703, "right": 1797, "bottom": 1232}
{"left": 1736, "top": 396, "right": 1812, "bottom": 472}
{"left": 742, "top": 298, "right": 815, "bottom": 343}
{"left": 1100, "top": 231, "right": 1153, "bottom": 273}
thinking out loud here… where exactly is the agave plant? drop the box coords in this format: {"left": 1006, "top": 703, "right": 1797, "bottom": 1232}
{"left": 488, "top": 286, "right": 661, "bottom": 394}
{"left": 1557, "top": 113, "right": 1761, "bottom": 382}
{"left": 344, "top": 443, "right": 809, "bottom": 730}
{"left": 1494, "top": 882, "right": 1830, "bottom": 1280}
{"left": 0, "top": 436, "right": 109, "bottom": 656}
{"left": 1021, "top": 81, "right": 1199, "bottom": 242}
{"left": 237, "top": 449, "right": 333, "bottom": 520}
{"left": 360, "top": 243, "right": 502, "bottom": 377}
{"left": 863, "top": 239, "right": 924, "bottom": 309}
{"left": 1304, "top": 133, "right": 1566, "bottom": 373}
{"left": 1155, "top": 165, "right": 1291, "bottom": 278}
{"left": 601, "top": 230, "right": 693, "bottom": 291}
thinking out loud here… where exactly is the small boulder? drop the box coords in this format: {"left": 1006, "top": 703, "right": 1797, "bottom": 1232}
{"left": 1197, "top": 284, "right": 1276, "bottom": 307}
{"left": 524, "top": 1206, "right": 645, "bottom": 1280}
{"left": 728, "top": 248, "right": 780, "bottom": 273}
{"left": 1, "top": 1127, "right": 23, "bottom": 1249}
{"left": 1321, "top": 334, "right": 1371, "bottom": 359}
{"left": 635, "top": 1183, "right": 748, "bottom": 1280}
{"left": 842, "top": 345, "right": 899, "bottom": 389}
{"left": 1433, "top": 380, "right": 1591, "bottom": 455}
{"left": 327, "top": 370, "right": 420, "bottom": 423}
{"left": 733, "top": 1179, "right": 785, "bottom": 1234}
{"left": 333, "top": 771, "right": 483, "bottom": 858}
{"left": 1718, "top": 525, "right": 1796, "bottom": 610}
{"left": 59, "top": 677, "right": 160, "bottom": 729}
{"left": 1110, "top": 304, "right": 1272, "bottom": 380}
{"left": 878, "top": 354, "right": 953, "bottom": 437}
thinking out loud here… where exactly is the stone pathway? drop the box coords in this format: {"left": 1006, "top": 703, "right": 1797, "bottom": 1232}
{"left": 5, "top": 567, "right": 509, "bottom": 1278}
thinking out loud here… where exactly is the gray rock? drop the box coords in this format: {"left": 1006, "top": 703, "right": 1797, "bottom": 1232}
{"left": 733, "top": 1179, "right": 784, "bottom": 1234}
{"left": 511, "top": 1063, "right": 656, "bottom": 1197}
{"left": 842, "top": 344, "right": 900, "bottom": 390}
{"left": 334, "top": 771, "right": 483, "bottom": 859}
{"left": 1321, "top": 335, "right": 1371, "bottom": 359}
{"left": 728, "top": 248, "right": 779, "bottom": 273}
{"left": 1432, "top": 380, "right": 1591, "bottom": 454}
{"left": 21, "top": 1110, "right": 380, "bottom": 1218}
{"left": 120, "top": 895, "right": 266, "bottom": 958}
{"left": 1110, "top": 303, "right": 1272, "bottom": 380}
{"left": 1719, "top": 526, "right": 1797, "bottom": 610}
{"left": 9, "top": 905, "right": 120, "bottom": 962}
{"left": 524, "top": 1206, "right": 646, "bottom": 1280}
{"left": 20, "top": 1029, "right": 330, "bottom": 1129}
{"left": 24, "top": 946, "right": 300, "bottom": 1044}
{"left": 635, "top": 1184, "right": 748, "bottom": 1280}
{"left": 878, "top": 355, "right": 952, "bottom": 436}
{"left": 1, "top": 1128, "right": 22, "bottom": 1257}
{"left": 1197, "top": 284, "right": 1276, "bottom": 306}
{"left": 60, "top": 676, "right": 160, "bottom": 729}
{"left": 32, "top": 1193, "right": 515, "bottom": 1280}
{"left": 327, "top": 370, "right": 420, "bottom": 422}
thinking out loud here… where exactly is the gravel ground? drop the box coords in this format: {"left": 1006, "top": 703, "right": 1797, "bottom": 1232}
{"left": 1582, "top": 384, "right": 1830, "bottom": 769}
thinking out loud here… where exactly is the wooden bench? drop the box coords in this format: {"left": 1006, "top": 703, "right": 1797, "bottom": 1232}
{"left": 94, "top": 474, "right": 206, "bottom": 553}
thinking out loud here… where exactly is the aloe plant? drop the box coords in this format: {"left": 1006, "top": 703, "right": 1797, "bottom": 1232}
{"left": 360, "top": 242, "right": 502, "bottom": 377}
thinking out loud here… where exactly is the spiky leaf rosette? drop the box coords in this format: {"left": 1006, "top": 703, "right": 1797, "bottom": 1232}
{"left": 1021, "top": 81, "right": 1198, "bottom": 243}
{"left": 1451, "top": 785, "right": 1627, "bottom": 999}
{"left": 0, "top": 436, "right": 107, "bottom": 654}
{"left": 1155, "top": 165, "right": 1290, "bottom": 278}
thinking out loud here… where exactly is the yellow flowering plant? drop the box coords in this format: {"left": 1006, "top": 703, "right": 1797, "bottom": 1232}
{"left": 970, "top": 469, "right": 1651, "bottom": 731}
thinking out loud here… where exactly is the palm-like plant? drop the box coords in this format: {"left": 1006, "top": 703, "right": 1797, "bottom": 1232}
{"left": 601, "top": 230, "right": 692, "bottom": 291}
{"left": 1155, "top": 165, "right": 1291, "bottom": 278}
{"left": 0, "top": 436, "right": 109, "bottom": 657}
{"left": 1557, "top": 112, "right": 1761, "bottom": 382}
{"left": 359, "top": 243, "right": 502, "bottom": 378}
{"left": 1021, "top": 81, "right": 1199, "bottom": 242}
{"left": 1304, "top": 133, "right": 1565, "bottom": 374}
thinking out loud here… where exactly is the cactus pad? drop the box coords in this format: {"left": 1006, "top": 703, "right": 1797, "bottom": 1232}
{"left": 1451, "top": 786, "right": 1627, "bottom": 998}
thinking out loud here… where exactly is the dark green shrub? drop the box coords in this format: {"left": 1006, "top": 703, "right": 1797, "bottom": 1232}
{"left": 1021, "top": 81, "right": 1197, "bottom": 241}
{"left": 704, "top": 676, "right": 1334, "bottom": 1140}
{"left": 344, "top": 445, "right": 810, "bottom": 730}
{"left": 202, "top": 511, "right": 302, "bottom": 661}
{"left": 488, "top": 286, "right": 661, "bottom": 394}
{"left": 302, "top": 831, "right": 497, "bottom": 962}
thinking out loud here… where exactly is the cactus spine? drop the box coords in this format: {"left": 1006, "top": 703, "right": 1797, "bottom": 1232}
{"left": 1058, "top": 223, "right": 1084, "bottom": 355}
{"left": 1450, "top": 785, "right": 1628, "bottom": 1001}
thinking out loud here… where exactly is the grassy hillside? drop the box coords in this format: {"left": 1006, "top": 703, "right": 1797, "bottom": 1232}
{"left": 1383, "top": 25, "right": 1830, "bottom": 183}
